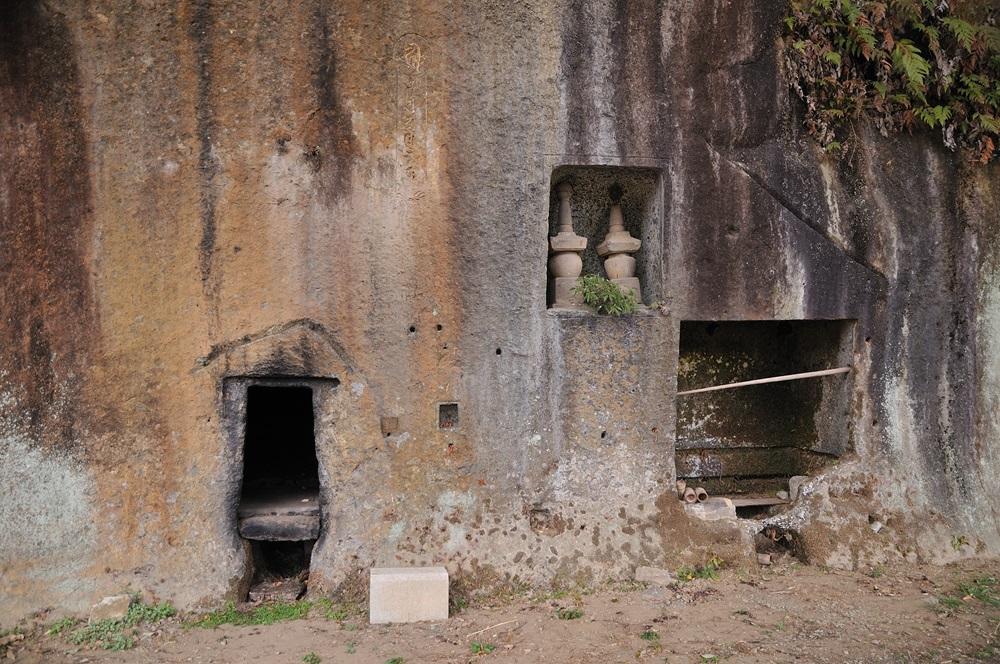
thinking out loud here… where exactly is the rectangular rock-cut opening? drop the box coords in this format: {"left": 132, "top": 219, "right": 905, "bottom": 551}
{"left": 238, "top": 384, "right": 320, "bottom": 599}
{"left": 438, "top": 402, "right": 459, "bottom": 430}
{"left": 675, "top": 320, "right": 855, "bottom": 499}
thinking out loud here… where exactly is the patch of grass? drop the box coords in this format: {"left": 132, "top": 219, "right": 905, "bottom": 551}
{"left": 530, "top": 586, "right": 592, "bottom": 604}
{"left": 938, "top": 576, "right": 1000, "bottom": 612}
{"left": 303, "top": 652, "right": 321, "bottom": 664}
{"left": 346, "top": 641, "right": 357, "bottom": 654}
{"left": 127, "top": 602, "right": 176, "bottom": 623}
{"left": 386, "top": 658, "right": 405, "bottom": 664}
{"left": 190, "top": 600, "right": 312, "bottom": 628}
{"left": 66, "top": 600, "right": 176, "bottom": 651}
{"left": 677, "top": 556, "right": 725, "bottom": 582}
{"left": 470, "top": 641, "right": 496, "bottom": 655}
{"left": 958, "top": 577, "right": 1000, "bottom": 608}
{"left": 939, "top": 595, "right": 964, "bottom": 610}
{"left": 573, "top": 275, "right": 638, "bottom": 315}
{"left": 450, "top": 595, "right": 469, "bottom": 614}
{"left": 639, "top": 630, "right": 659, "bottom": 641}
{"left": 867, "top": 565, "right": 886, "bottom": 579}
{"left": 45, "top": 617, "right": 77, "bottom": 636}
{"left": 314, "top": 598, "right": 355, "bottom": 622}
{"left": 974, "top": 644, "right": 997, "bottom": 660}
{"left": 555, "top": 607, "right": 583, "bottom": 620}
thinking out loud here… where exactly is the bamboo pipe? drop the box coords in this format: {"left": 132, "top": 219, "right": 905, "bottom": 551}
{"left": 676, "top": 367, "right": 851, "bottom": 397}
{"left": 695, "top": 487, "right": 708, "bottom": 502}
{"left": 683, "top": 487, "right": 698, "bottom": 503}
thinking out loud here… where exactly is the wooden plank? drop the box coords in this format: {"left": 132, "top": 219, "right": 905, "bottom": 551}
{"left": 728, "top": 496, "right": 789, "bottom": 508}
{"left": 677, "top": 366, "right": 851, "bottom": 396}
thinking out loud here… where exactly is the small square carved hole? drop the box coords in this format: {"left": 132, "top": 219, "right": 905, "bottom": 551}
{"left": 438, "top": 403, "right": 459, "bottom": 430}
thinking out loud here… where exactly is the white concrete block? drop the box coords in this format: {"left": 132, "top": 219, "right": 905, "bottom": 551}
{"left": 369, "top": 567, "right": 449, "bottom": 624}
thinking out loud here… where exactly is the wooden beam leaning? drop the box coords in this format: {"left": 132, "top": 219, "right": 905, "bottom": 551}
{"left": 676, "top": 367, "right": 851, "bottom": 397}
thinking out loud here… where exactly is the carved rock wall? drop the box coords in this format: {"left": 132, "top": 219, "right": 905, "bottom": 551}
{"left": 1, "top": 0, "right": 998, "bottom": 622}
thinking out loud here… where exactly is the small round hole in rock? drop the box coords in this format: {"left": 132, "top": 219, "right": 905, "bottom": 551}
{"left": 409, "top": 326, "right": 416, "bottom": 334}
{"left": 495, "top": 348, "right": 502, "bottom": 355}
{"left": 600, "top": 431, "right": 607, "bottom": 439}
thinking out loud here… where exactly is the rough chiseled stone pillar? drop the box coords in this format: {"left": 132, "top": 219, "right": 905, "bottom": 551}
{"left": 597, "top": 189, "right": 641, "bottom": 302}
{"left": 548, "top": 181, "right": 588, "bottom": 309}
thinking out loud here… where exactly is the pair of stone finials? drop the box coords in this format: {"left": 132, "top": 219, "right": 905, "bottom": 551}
{"left": 548, "top": 181, "right": 641, "bottom": 310}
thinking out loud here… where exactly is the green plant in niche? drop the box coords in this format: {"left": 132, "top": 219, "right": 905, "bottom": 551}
{"left": 784, "top": 0, "right": 999, "bottom": 163}
{"left": 573, "top": 275, "right": 638, "bottom": 315}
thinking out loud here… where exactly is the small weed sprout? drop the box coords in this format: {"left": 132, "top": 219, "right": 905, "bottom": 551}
{"left": 555, "top": 607, "right": 583, "bottom": 620}
{"left": 386, "top": 658, "right": 406, "bottom": 664}
{"left": 315, "top": 598, "right": 352, "bottom": 622}
{"left": 470, "top": 641, "right": 496, "bottom": 655}
{"left": 45, "top": 617, "right": 77, "bottom": 636}
{"left": 639, "top": 630, "right": 659, "bottom": 641}
{"left": 677, "top": 555, "right": 724, "bottom": 582}
{"left": 952, "top": 535, "right": 970, "bottom": 551}
{"left": 303, "top": 653, "right": 321, "bottom": 664}
{"left": 958, "top": 576, "right": 1000, "bottom": 607}
{"left": 573, "top": 275, "right": 638, "bottom": 315}
{"left": 191, "top": 600, "right": 312, "bottom": 628}
{"left": 66, "top": 600, "right": 176, "bottom": 651}
{"left": 936, "top": 576, "right": 999, "bottom": 612}
{"left": 346, "top": 641, "right": 357, "bottom": 654}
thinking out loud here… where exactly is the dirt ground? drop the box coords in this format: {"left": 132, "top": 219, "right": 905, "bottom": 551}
{"left": 5, "top": 558, "right": 999, "bottom": 664}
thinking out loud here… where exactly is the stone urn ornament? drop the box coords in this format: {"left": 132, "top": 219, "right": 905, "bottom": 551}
{"left": 597, "top": 185, "right": 641, "bottom": 301}
{"left": 548, "top": 181, "right": 589, "bottom": 309}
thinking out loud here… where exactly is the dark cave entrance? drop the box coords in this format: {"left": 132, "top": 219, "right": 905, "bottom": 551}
{"left": 237, "top": 384, "right": 321, "bottom": 600}
{"left": 241, "top": 385, "right": 318, "bottom": 497}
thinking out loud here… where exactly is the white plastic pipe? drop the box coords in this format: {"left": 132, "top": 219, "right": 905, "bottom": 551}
{"left": 676, "top": 366, "right": 851, "bottom": 396}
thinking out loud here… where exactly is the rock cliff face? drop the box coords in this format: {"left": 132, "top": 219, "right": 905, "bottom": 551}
{"left": 1, "top": 0, "right": 998, "bottom": 622}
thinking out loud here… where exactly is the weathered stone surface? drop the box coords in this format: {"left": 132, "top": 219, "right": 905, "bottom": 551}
{"left": 89, "top": 595, "right": 131, "bottom": 623}
{"left": 684, "top": 498, "right": 737, "bottom": 522}
{"left": 0, "top": 0, "right": 998, "bottom": 624}
{"left": 635, "top": 566, "right": 674, "bottom": 586}
{"left": 788, "top": 476, "right": 810, "bottom": 502}
{"left": 248, "top": 579, "right": 305, "bottom": 603}
{"left": 369, "top": 567, "right": 448, "bottom": 624}
{"left": 238, "top": 515, "right": 321, "bottom": 542}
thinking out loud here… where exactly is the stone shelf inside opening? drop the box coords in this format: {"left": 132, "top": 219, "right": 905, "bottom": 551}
{"left": 238, "top": 487, "right": 321, "bottom": 541}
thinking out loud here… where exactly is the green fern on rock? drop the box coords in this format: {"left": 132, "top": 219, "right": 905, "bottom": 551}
{"left": 784, "top": 0, "right": 1000, "bottom": 163}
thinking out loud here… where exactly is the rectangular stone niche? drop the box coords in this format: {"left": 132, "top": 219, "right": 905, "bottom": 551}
{"left": 675, "top": 320, "right": 856, "bottom": 496}
{"left": 546, "top": 165, "right": 662, "bottom": 309}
